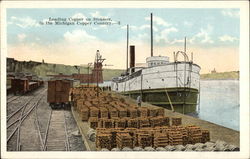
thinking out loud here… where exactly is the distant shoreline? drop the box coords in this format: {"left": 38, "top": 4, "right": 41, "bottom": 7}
{"left": 200, "top": 71, "right": 239, "bottom": 80}
{"left": 201, "top": 79, "right": 239, "bottom": 81}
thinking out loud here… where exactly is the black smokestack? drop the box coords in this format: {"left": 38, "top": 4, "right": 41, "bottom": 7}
{"left": 130, "top": 45, "right": 135, "bottom": 73}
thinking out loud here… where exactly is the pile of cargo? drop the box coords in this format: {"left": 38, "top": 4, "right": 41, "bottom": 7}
{"left": 95, "top": 124, "right": 210, "bottom": 150}
{"left": 71, "top": 87, "right": 211, "bottom": 150}
{"left": 71, "top": 86, "right": 166, "bottom": 124}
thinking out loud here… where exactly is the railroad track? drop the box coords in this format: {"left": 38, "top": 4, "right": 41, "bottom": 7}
{"left": 7, "top": 86, "right": 71, "bottom": 151}
{"left": 7, "top": 95, "right": 22, "bottom": 104}
{"left": 44, "top": 110, "right": 70, "bottom": 151}
{"left": 7, "top": 87, "right": 46, "bottom": 117}
{"left": 7, "top": 89, "right": 46, "bottom": 151}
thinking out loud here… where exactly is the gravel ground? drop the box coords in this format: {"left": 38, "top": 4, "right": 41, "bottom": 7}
{"left": 64, "top": 109, "right": 86, "bottom": 151}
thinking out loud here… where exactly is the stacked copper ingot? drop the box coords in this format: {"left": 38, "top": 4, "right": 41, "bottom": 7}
{"left": 153, "top": 132, "right": 169, "bottom": 148}
{"left": 125, "top": 128, "right": 137, "bottom": 139}
{"left": 109, "top": 107, "right": 119, "bottom": 118}
{"left": 72, "top": 87, "right": 212, "bottom": 150}
{"left": 114, "top": 118, "right": 127, "bottom": 128}
{"left": 149, "top": 116, "right": 164, "bottom": 127}
{"left": 186, "top": 125, "right": 202, "bottom": 144}
{"left": 127, "top": 118, "right": 139, "bottom": 128}
{"left": 102, "top": 119, "right": 114, "bottom": 129}
{"left": 95, "top": 125, "right": 210, "bottom": 150}
{"left": 138, "top": 107, "right": 148, "bottom": 117}
{"left": 137, "top": 133, "right": 153, "bottom": 148}
{"left": 127, "top": 108, "right": 138, "bottom": 118}
{"left": 118, "top": 107, "right": 127, "bottom": 118}
{"left": 149, "top": 108, "right": 158, "bottom": 117}
{"left": 168, "top": 131, "right": 183, "bottom": 146}
{"left": 89, "top": 107, "right": 99, "bottom": 118}
{"left": 162, "top": 116, "right": 170, "bottom": 126}
{"left": 80, "top": 107, "right": 89, "bottom": 121}
{"left": 138, "top": 117, "right": 151, "bottom": 128}
{"left": 100, "top": 107, "right": 108, "bottom": 119}
{"left": 96, "top": 129, "right": 112, "bottom": 150}
{"left": 172, "top": 117, "right": 182, "bottom": 126}
{"left": 171, "top": 126, "right": 188, "bottom": 145}
{"left": 201, "top": 129, "right": 210, "bottom": 143}
{"left": 157, "top": 108, "right": 165, "bottom": 116}
{"left": 76, "top": 99, "right": 84, "bottom": 110}
{"left": 110, "top": 128, "right": 124, "bottom": 148}
{"left": 88, "top": 117, "right": 99, "bottom": 129}
{"left": 116, "top": 132, "right": 134, "bottom": 149}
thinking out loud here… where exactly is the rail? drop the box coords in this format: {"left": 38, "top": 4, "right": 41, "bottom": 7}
{"left": 43, "top": 109, "right": 52, "bottom": 151}
{"left": 7, "top": 94, "right": 44, "bottom": 144}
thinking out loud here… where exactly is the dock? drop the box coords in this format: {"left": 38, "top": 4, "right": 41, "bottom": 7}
{"left": 72, "top": 90, "right": 239, "bottom": 150}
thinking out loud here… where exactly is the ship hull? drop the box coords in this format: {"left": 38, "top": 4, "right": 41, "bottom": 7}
{"left": 121, "top": 87, "right": 199, "bottom": 114}
{"left": 111, "top": 62, "right": 201, "bottom": 114}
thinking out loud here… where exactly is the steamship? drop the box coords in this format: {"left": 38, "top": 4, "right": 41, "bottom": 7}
{"left": 111, "top": 14, "right": 201, "bottom": 114}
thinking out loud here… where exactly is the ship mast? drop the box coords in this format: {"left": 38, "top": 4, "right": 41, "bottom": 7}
{"left": 184, "top": 36, "right": 186, "bottom": 53}
{"left": 151, "top": 13, "right": 153, "bottom": 57}
{"left": 126, "top": 24, "right": 129, "bottom": 71}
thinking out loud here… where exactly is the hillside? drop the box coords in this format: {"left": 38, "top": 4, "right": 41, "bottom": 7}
{"left": 7, "top": 58, "right": 124, "bottom": 81}
{"left": 201, "top": 71, "right": 239, "bottom": 80}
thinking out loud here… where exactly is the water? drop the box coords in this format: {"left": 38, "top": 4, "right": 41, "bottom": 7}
{"left": 199, "top": 80, "right": 239, "bottom": 131}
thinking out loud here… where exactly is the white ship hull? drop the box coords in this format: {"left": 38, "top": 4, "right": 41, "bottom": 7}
{"left": 111, "top": 62, "right": 201, "bottom": 114}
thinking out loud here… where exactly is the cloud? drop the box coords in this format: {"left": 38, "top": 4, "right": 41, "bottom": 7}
{"left": 145, "top": 15, "right": 171, "bottom": 27}
{"left": 17, "top": 33, "right": 26, "bottom": 41}
{"left": 155, "top": 27, "right": 178, "bottom": 43}
{"left": 183, "top": 21, "right": 193, "bottom": 27}
{"left": 190, "top": 25, "right": 214, "bottom": 44}
{"left": 219, "top": 35, "right": 238, "bottom": 42}
{"left": 9, "top": 16, "right": 40, "bottom": 28}
{"left": 170, "top": 38, "right": 184, "bottom": 45}
{"left": 72, "top": 13, "right": 86, "bottom": 19}
{"left": 90, "top": 11, "right": 108, "bottom": 18}
{"left": 63, "top": 29, "right": 97, "bottom": 43}
{"left": 221, "top": 9, "right": 239, "bottom": 18}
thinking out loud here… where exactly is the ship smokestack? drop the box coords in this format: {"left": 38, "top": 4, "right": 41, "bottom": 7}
{"left": 151, "top": 13, "right": 153, "bottom": 57}
{"left": 130, "top": 45, "right": 135, "bottom": 73}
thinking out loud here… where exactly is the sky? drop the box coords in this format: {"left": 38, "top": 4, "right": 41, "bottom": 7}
{"left": 7, "top": 8, "right": 240, "bottom": 73}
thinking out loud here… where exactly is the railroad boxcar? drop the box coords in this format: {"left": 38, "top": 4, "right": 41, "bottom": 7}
{"left": 11, "top": 78, "right": 29, "bottom": 95}
{"left": 29, "top": 81, "right": 38, "bottom": 91}
{"left": 47, "top": 79, "right": 75, "bottom": 109}
{"left": 7, "top": 76, "right": 14, "bottom": 95}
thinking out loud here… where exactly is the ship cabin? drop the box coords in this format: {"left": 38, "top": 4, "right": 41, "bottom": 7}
{"left": 146, "top": 56, "right": 169, "bottom": 67}
{"left": 125, "top": 55, "right": 170, "bottom": 76}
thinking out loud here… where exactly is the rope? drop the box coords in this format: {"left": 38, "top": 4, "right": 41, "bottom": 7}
{"left": 165, "top": 89, "right": 175, "bottom": 112}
